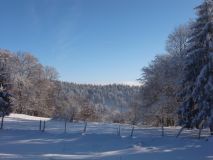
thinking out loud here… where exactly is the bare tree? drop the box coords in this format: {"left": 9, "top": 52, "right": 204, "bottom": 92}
{"left": 166, "top": 24, "right": 189, "bottom": 55}
{"left": 139, "top": 24, "right": 189, "bottom": 126}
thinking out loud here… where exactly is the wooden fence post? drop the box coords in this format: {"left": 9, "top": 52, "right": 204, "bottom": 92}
{"left": 130, "top": 125, "right": 135, "bottom": 137}
{"left": 42, "top": 121, "right": 46, "bottom": 132}
{"left": 64, "top": 120, "right": 67, "bottom": 133}
{"left": 117, "top": 125, "right": 121, "bottom": 136}
{"left": 39, "top": 120, "right": 42, "bottom": 131}
{"left": 0, "top": 115, "right": 4, "bottom": 129}
{"left": 83, "top": 121, "right": 87, "bottom": 133}
{"left": 176, "top": 125, "right": 186, "bottom": 138}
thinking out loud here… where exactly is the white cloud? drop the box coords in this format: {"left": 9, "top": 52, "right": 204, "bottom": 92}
{"left": 120, "top": 81, "right": 141, "bottom": 86}
{"left": 78, "top": 81, "right": 141, "bottom": 86}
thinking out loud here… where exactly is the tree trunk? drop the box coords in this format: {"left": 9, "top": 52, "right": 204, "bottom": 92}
{"left": 198, "top": 119, "right": 205, "bottom": 139}
{"left": 198, "top": 127, "right": 202, "bottom": 139}
{"left": 70, "top": 116, "right": 73, "bottom": 122}
{"left": 210, "top": 124, "right": 213, "bottom": 136}
{"left": 70, "top": 112, "right": 75, "bottom": 122}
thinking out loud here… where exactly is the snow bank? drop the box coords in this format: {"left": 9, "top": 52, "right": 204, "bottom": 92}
{"left": 8, "top": 113, "right": 51, "bottom": 121}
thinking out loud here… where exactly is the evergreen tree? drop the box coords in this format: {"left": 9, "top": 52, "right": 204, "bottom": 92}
{"left": 0, "top": 54, "right": 12, "bottom": 129}
{"left": 178, "top": 0, "right": 213, "bottom": 134}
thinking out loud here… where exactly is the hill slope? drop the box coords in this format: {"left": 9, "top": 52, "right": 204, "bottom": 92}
{"left": 0, "top": 114, "right": 212, "bottom": 160}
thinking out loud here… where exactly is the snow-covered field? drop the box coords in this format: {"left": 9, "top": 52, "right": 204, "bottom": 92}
{"left": 0, "top": 114, "right": 212, "bottom": 160}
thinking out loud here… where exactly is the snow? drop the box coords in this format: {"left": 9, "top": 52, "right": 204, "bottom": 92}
{"left": 0, "top": 114, "right": 212, "bottom": 160}
{"left": 8, "top": 113, "right": 51, "bottom": 121}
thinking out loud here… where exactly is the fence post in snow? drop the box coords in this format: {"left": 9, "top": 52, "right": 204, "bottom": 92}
{"left": 176, "top": 125, "right": 186, "bottom": 138}
{"left": 64, "top": 120, "right": 67, "bottom": 133}
{"left": 83, "top": 121, "right": 87, "bottom": 133}
{"left": 0, "top": 115, "right": 4, "bottom": 129}
{"left": 39, "top": 120, "right": 42, "bottom": 131}
{"left": 130, "top": 125, "right": 135, "bottom": 137}
{"left": 162, "top": 124, "right": 164, "bottom": 137}
{"left": 117, "top": 125, "right": 121, "bottom": 136}
{"left": 42, "top": 121, "right": 46, "bottom": 132}
{"left": 161, "top": 115, "right": 164, "bottom": 137}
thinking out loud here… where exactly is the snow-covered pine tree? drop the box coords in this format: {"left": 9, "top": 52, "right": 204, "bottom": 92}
{"left": 178, "top": 0, "right": 213, "bottom": 135}
{"left": 0, "top": 54, "right": 12, "bottom": 129}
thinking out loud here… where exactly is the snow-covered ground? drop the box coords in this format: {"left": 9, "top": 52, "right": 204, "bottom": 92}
{"left": 0, "top": 114, "right": 212, "bottom": 160}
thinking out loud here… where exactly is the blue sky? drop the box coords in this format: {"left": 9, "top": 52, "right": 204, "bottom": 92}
{"left": 0, "top": 0, "right": 201, "bottom": 85}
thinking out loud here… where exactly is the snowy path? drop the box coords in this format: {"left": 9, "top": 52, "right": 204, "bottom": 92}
{"left": 0, "top": 114, "right": 212, "bottom": 160}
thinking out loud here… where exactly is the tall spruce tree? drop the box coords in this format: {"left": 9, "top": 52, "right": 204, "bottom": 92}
{"left": 178, "top": 0, "right": 213, "bottom": 134}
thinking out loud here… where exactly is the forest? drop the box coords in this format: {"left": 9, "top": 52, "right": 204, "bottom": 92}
{"left": 0, "top": 0, "right": 213, "bottom": 136}
{"left": 0, "top": 50, "right": 140, "bottom": 124}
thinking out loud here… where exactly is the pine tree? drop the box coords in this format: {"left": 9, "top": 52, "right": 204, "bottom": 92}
{"left": 0, "top": 54, "right": 12, "bottom": 129}
{"left": 178, "top": 0, "right": 213, "bottom": 135}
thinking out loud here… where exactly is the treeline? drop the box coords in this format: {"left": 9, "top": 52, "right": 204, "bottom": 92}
{"left": 0, "top": 49, "right": 58, "bottom": 117}
{"left": 54, "top": 81, "right": 140, "bottom": 122}
{"left": 0, "top": 49, "right": 140, "bottom": 123}
{"left": 139, "top": 0, "right": 213, "bottom": 135}
{"left": 138, "top": 24, "right": 189, "bottom": 126}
